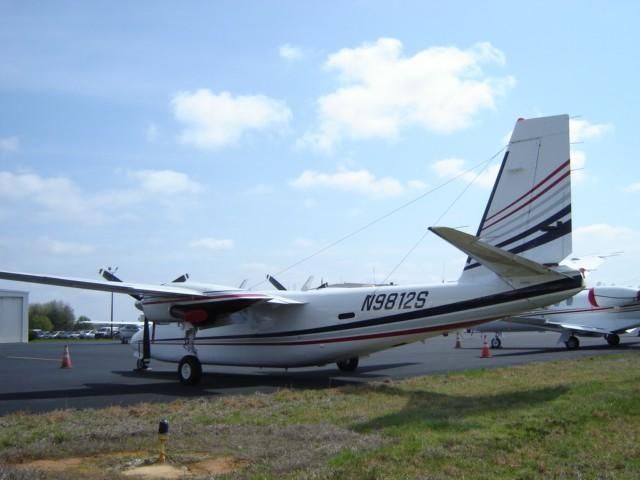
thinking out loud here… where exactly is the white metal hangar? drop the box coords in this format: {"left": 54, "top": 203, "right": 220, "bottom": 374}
{"left": 0, "top": 289, "right": 29, "bottom": 343}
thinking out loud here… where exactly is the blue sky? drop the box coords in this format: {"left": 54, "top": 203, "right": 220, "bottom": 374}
{"left": 1, "top": 1, "right": 639, "bottom": 322}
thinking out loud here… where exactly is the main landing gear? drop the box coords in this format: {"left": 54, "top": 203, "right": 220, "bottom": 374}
{"left": 490, "top": 335, "right": 503, "bottom": 349}
{"left": 336, "top": 357, "right": 359, "bottom": 372}
{"left": 135, "top": 316, "right": 152, "bottom": 371}
{"left": 178, "top": 355, "right": 203, "bottom": 385}
{"left": 605, "top": 333, "right": 620, "bottom": 347}
{"left": 565, "top": 335, "right": 580, "bottom": 350}
{"left": 177, "top": 323, "right": 202, "bottom": 385}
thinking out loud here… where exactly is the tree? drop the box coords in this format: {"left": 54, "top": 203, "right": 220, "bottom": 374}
{"left": 29, "top": 301, "right": 75, "bottom": 331}
{"left": 29, "top": 314, "right": 53, "bottom": 332}
{"left": 75, "top": 315, "right": 92, "bottom": 331}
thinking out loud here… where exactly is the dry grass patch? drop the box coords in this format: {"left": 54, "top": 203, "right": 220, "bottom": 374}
{"left": 1, "top": 353, "right": 639, "bottom": 479}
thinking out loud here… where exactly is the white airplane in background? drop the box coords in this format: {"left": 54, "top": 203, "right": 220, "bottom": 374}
{"left": 0, "top": 115, "right": 584, "bottom": 385}
{"left": 472, "top": 285, "right": 640, "bottom": 349}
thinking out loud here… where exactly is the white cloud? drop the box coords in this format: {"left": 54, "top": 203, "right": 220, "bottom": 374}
{"left": 189, "top": 238, "right": 234, "bottom": 251}
{"left": 575, "top": 224, "right": 635, "bottom": 239}
{"left": 299, "top": 39, "right": 515, "bottom": 151}
{"left": 574, "top": 224, "right": 640, "bottom": 259}
{"left": 245, "top": 183, "right": 274, "bottom": 195}
{"left": 566, "top": 118, "right": 612, "bottom": 185}
{"left": 570, "top": 150, "right": 587, "bottom": 184}
{"left": 290, "top": 167, "right": 423, "bottom": 197}
{"left": 303, "top": 198, "right": 317, "bottom": 209}
{"left": 128, "top": 169, "right": 203, "bottom": 195}
{"left": 573, "top": 224, "right": 640, "bottom": 286}
{"left": 279, "top": 44, "right": 304, "bottom": 61}
{"left": 42, "top": 238, "right": 95, "bottom": 255}
{"left": 172, "top": 89, "right": 291, "bottom": 149}
{"left": 0, "top": 136, "right": 19, "bottom": 154}
{"left": 146, "top": 123, "right": 159, "bottom": 142}
{"left": 0, "top": 170, "right": 104, "bottom": 223}
{"left": 625, "top": 182, "right": 640, "bottom": 192}
{"left": 292, "top": 237, "right": 315, "bottom": 249}
{"left": 570, "top": 118, "right": 612, "bottom": 143}
{"left": 431, "top": 158, "right": 500, "bottom": 188}
{"left": 0, "top": 168, "right": 204, "bottom": 225}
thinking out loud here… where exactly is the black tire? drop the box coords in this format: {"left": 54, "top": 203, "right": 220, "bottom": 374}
{"left": 605, "top": 333, "right": 620, "bottom": 347}
{"left": 178, "top": 355, "right": 202, "bottom": 385}
{"left": 336, "top": 357, "right": 359, "bottom": 372}
{"left": 491, "top": 337, "right": 502, "bottom": 349}
{"left": 565, "top": 336, "right": 580, "bottom": 350}
{"left": 136, "top": 358, "right": 149, "bottom": 370}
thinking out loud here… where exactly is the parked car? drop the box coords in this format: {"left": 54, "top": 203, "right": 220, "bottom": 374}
{"left": 29, "top": 329, "right": 45, "bottom": 340}
{"left": 80, "top": 330, "right": 95, "bottom": 339}
{"left": 95, "top": 326, "right": 119, "bottom": 339}
{"left": 119, "top": 324, "right": 142, "bottom": 344}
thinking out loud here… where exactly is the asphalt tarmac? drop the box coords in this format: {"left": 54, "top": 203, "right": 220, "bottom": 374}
{"left": 1, "top": 331, "right": 639, "bottom": 415}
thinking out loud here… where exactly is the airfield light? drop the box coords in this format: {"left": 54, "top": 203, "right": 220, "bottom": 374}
{"left": 158, "top": 419, "right": 169, "bottom": 463}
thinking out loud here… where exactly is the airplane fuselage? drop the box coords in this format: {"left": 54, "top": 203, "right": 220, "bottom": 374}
{"left": 133, "top": 274, "right": 584, "bottom": 367}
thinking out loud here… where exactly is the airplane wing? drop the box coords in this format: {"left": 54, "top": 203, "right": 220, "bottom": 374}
{"left": 0, "top": 270, "right": 305, "bottom": 306}
{"left": 0, "top": 270, "right": 208, "bottom": 297}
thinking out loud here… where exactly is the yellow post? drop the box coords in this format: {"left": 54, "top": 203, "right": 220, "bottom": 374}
{"left": 158, "top": 420, "right": 169, "bottom": 463}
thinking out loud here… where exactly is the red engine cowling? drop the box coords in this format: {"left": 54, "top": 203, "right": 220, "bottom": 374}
{"left": 169, "top": 307, "right": 210, "bottom": 325}
{"left": 587, "top": 286, "right": 640, "bottom": 308}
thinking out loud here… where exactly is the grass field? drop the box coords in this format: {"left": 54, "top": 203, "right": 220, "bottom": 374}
{"left": 1, "top": 352, "right": 639, "bottom": 479}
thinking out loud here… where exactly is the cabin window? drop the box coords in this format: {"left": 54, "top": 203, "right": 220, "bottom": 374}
{"left": 338, "top": 312, "right": 355, "bottom": 320}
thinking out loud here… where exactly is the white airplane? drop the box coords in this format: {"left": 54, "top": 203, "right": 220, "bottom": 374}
{"left": 472, "top": 285, "right": 640, "bottom": 349}
{"left": 0, "top": 115, "right": 584, "bottom": 384}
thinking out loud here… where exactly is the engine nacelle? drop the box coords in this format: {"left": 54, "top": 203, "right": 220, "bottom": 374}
{"left": 169, "top": 306, "right": 210, "bottom": 325}
{"left": 587, "top": 286, "right": 640, "bottom": 308}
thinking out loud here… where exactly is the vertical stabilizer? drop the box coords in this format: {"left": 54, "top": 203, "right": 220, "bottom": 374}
{"left": 460, "top": 115, "right": 571, "bottom": 282}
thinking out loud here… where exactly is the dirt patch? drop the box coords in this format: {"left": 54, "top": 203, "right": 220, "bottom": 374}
{"left": 11, "top": 452, "right": 246, "bottom": 479}
{"left": 17, "top": 457, "right": 84, "bottom": 472}
{"left": 122, "top": 464, "right": 189, "bottom": 479}
{"left": 189, "top": 456, "right": 246, "bottom": 475}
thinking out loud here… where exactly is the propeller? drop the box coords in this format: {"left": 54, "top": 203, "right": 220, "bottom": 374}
{"left": 172, "top": 273, "right": 189, "bottom": 283}
{"left": 266, "top": 274, "right": 287, "bottom": 291}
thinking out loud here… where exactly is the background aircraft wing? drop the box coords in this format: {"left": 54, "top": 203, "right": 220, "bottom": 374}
{"left": 550, "top": 322, "right": 611, "bottom": 335}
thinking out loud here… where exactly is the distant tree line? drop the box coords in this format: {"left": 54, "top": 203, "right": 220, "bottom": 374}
{"left": 28, "top": 301, "right": 91, "bottom": 332}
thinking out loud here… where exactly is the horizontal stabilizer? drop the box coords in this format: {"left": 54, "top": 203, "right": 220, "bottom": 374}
{"left": 429, "top": 227, "right": 568, "bottom": 287}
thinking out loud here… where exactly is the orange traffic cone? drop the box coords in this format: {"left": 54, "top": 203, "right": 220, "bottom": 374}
{"left": 454, "top": 332, "right": 462, "bottom": 349}
{"left": 61, "top": 344, "right": 72, "bottom": 368}
{"left": 480, "top": 335, "right": 491, "bottom": 358}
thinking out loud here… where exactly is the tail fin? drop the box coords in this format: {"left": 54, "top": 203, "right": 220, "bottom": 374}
{"left": 460, "top": 115, "right": 571, "bottom": 282}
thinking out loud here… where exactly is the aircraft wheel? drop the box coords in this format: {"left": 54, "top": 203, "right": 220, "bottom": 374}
{"left": 336, "top": 357, "right": 359, "bottom": 372}
{"left": 178, "top": 355, "right": 202, "bottom": 385}
{"left": 491, "top": 337, "right": 502, "bottom": 349}
{"left": 605, "top": 333, "right": 620, "bottom": 347}
{"left": 565, "top": 336, "right": 580, "bottom": 350}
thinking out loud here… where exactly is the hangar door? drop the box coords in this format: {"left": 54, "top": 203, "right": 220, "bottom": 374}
{"left": 0, "top": 296, "right": 26, "bottom": 343}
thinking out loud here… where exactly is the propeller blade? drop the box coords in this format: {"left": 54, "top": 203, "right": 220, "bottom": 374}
{"left": 266, "top": 274, "right": 287, "bottom": 291}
